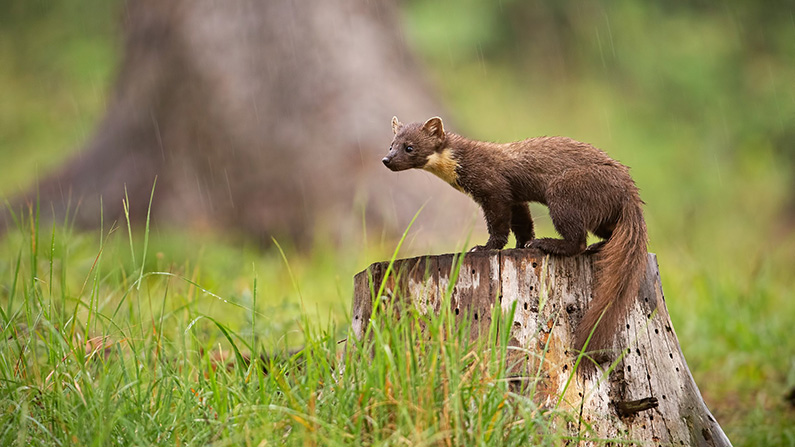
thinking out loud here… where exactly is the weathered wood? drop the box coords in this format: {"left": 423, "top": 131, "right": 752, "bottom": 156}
{"left": 351, "top": 249, "right": 732, "bottom": 446}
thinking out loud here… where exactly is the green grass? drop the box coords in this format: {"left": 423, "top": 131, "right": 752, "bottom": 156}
{"left": 0, "top": 210, "right": 601, "bottom": 446}
{"left": 2, "top": 0, "right": 795, "bottom": 445}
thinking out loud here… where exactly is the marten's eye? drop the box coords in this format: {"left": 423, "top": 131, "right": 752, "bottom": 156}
{"left": 405, "top": 145, "right": 414, "bottom": 153}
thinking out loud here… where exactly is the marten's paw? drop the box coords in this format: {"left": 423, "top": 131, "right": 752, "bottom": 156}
{"left": 528, "top": 238, "right": 586, "bottom": 256}
{"left": 469, "top": 245, "right": 488, "bottom": 252}
{"left": 526, "top": 239, "right": 549, "bottom": 252}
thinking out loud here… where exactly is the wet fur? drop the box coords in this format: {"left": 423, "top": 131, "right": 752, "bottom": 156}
{"left": 383, "top": 117, "right": 649, "bottom": 358}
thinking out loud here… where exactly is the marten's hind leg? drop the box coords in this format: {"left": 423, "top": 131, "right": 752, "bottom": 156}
{"left": 585, "top": 223, "right": 614, "bottom": 254}
{"left": 529, "top": 203, "right": 587, "bottom": 256}
{"left": 511, "top": 203, "right": 535, "bottom": 248}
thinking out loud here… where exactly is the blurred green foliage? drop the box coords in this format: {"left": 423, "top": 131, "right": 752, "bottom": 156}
{"left": 0, "top": 0, "right": 117, "bottom": 193}
{"left": 1, "top": 0, "right": 795, "bottom": 445}
{"left": 407, "top": 0, "right": 795, "bottom": 160}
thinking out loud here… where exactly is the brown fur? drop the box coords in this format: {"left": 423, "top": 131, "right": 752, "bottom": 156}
{"left": 383, "top": 116, "right": 649, "bottom": 358}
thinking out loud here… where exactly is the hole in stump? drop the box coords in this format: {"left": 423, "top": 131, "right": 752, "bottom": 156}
{"left": 474, "top": 313, "right": 479, "bottom": 321}
{"left": 471, "top": 269, "right": 476, "bottom": 275}
{"left": 654, "top": 328, "right": 659, "bottom": 334}
{"left": 532, "top": 262, "right": 538, "bottom": 268}
{"left": 524, "top": 302, "right": 529, "bottom": 310}
{"left": 455, "top": 308, "right": 460, "bottom": 315}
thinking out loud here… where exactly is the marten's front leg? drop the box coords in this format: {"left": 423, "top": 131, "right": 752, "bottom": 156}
{"left": 470, "top": 200, "right": 511, "bottom": 251}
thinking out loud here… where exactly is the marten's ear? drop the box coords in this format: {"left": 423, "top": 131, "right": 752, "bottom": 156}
{"left": 391, "top": 116, "right": 403, "bottom": 134}
{"left": 422, "top": 116, "right": 445, "bottom": 140}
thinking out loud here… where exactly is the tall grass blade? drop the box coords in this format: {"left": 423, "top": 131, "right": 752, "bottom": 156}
{"left": 137, "top": 177, "right": 157, "bottom": 289}
{"left": 123, "top": 184, "right": 137, "bottom": 268}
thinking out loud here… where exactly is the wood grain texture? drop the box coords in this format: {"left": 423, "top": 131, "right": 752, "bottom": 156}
{"left": 351, "top": 249, "right": 732, "bottom": 446}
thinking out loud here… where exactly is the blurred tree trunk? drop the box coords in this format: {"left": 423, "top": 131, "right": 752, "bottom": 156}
{"left": 7, "top": 0, "right": 475, "bottom": 246}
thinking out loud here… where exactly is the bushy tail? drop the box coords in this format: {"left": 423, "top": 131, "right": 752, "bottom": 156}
{"left": 574, "top": 197, "right": 648, "bottom": 354}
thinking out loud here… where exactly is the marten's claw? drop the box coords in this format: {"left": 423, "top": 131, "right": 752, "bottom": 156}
{"left": 584, "top": 241, "right": 607, "bottom": 254}
{"left": 526, "top": 240, "right": 543, "bottom": 251}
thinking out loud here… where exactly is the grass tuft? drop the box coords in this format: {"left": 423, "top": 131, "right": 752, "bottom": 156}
{"left": 0, "top": 208, "right": 600, "bottom": 446}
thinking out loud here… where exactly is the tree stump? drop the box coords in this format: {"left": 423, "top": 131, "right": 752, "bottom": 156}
{"left": 351, "top": 249, "right": 732, "bottom": 446}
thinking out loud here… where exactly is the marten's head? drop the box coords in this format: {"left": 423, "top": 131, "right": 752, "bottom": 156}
{"left": 382, "top": 116, "right": 446, "bottom": 172}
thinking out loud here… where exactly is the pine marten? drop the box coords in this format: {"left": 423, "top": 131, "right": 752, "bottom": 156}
{"left": 382, "top": 116, "right": 649, "bottom": 356}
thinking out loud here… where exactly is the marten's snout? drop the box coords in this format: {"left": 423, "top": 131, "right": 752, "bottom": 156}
{"left": 383, "top": 150, "right": 405, "bottom": 171}
{"left": 382, "top": 156, "right": 393, "bottom": 168}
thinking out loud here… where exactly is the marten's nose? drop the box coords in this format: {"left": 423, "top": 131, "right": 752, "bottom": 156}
{"left": 382, "top": 157, "right": 390, "bottom": 166}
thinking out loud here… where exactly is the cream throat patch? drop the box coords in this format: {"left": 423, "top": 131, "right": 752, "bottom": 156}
{"left": 423, "top": 148, "right": 463, "bottom": 192}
